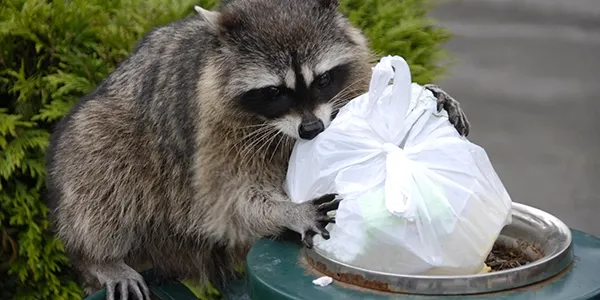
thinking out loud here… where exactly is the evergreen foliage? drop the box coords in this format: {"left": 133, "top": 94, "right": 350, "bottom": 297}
{"left": 0, "top": 0, "right": 450, "bottom": 299}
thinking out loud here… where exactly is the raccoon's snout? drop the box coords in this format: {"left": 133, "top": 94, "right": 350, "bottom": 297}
{"left": 298, "top": 120, "right": 324, "bottom": 140}
{"left": 272, "top": 104, "right": 332, "bottom": 140}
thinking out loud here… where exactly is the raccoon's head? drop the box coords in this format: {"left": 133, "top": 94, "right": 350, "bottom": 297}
{"left": 198, "top": 0, "right": 372, "bottom": 140}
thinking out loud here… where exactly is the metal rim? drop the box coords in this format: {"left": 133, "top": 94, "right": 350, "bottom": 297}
{"left": 303, "top": 202, "right": 574, "bottom": 295}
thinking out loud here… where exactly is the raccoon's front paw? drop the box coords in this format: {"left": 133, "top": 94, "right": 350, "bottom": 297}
{"left": 105, "top": 272, "right": 150, "bottom": 300}
{"left": 91, "top": 262, "right": 151, "bottom": 300}
{"left": 424, "top": 84, "right": 471, "bottom": 137}
{"left": 291, "top": 193, "right": 341, "bottom": 249}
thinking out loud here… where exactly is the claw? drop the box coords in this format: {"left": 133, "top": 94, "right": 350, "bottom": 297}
{"left": 106, "top": 283, "right": 115, "bottom": 300}
{"left": 317, "top": 198, "right": 342, "bottom": 212}
{"left": 302, "top": 232, "right": 315, "bottom": 249}
{"left": 437, "top": 101, "right": 444, "bottom": 112}
{"left": 119, "top": 282, "right": 128, "bottom": 300}
{"left": 317, "top": 215, "right": 335, "bottom": 223}
{"left": 139, "top": 281, "right": 151, "bottom": 300}
{"left": 312, "top": 193, "right": 338, "bottom": 205}
{"left": 129, "top": 280, "right": 144, "bottom": 300}
{"left": 312, "top": 223, "right": 330, "bottom": 239}
{"left": 302, "top": 223, "right": 332, "bottom": 248}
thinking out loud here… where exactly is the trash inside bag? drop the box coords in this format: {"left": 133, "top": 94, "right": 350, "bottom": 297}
{"left": 284, "top": 56, "right": 513, "bottom": 276}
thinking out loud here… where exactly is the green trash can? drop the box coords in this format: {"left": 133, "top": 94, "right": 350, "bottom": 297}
{"left": 244, "top": 203, "right": 600, "bottom": 300}
{"left": 245, "top": 229, "right": 600, "bottom": 300}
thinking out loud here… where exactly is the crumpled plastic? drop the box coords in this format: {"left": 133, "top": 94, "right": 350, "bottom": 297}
{"left": 284, "top": 56, "right": 513, "bottom": 275}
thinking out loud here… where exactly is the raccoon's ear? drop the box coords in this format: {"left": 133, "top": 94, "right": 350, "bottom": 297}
{"left": 317, "top": 0, "right": 339, "bottom": 9}
{"left": 194, "top": 5, "right": 220, "bottom": 29}
{"left": 216, "top": 11, "right": 244, "bottom": 33}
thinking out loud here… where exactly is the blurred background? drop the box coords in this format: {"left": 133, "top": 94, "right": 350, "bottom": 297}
{"left": 430, "top": 0, "right": 600, "bottom": 237}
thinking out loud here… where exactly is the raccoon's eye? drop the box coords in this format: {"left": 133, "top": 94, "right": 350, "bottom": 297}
{"left": 267, "top": 86, "right": 281, "bottom": 98}
{"left": 317, "top": 72, "right": 331, "bottom": 88}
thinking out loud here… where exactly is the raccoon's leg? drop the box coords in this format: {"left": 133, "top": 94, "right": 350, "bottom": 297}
{"left": 424, "top": 84, "right": 471, "bottom": 137}
{"left": 236, "top": 192, "right": 340, "bottom": 249}
{"left": 88, "top": 261, "right": 152, "bottom": 300}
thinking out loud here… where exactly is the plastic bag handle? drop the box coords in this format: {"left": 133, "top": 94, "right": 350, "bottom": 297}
{"left": 363, "top": 56, "right": 412, "bottom": 143}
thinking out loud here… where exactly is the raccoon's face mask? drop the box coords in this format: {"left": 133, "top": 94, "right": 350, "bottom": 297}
{"left": 198, "top": 0, "right": 371, "bottom": 141}
{"left": 234, "top": 62, "right": 357, "bottom": 141}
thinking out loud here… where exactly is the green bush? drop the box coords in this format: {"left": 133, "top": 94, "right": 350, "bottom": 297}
{"left": 0, "top": 0, "right": 450, "bottom": 299}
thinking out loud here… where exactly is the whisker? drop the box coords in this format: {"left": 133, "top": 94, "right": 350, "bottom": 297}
{"left": 236, "top": 123, "right": 271, "bottom": 130}
{"left": 269, "top": 135, "right": 285, "bottom": 163}
{"left": 245, "top": 128, "right": 279, "bottom": 161}
{"left": 239, "top": 129, "right": 275, "bottom": 161}
{"left": 248, "top": 130, "right": 279, "bottom": 163}
{"left": 237, "top": 126, "right": 274, "bottom": 145}
{"left": 225, "top": 125, "right": 275, "bottom": 159}
{"left": 237, "top": 126, "right": 277, "bottom": 160}
{"left": 329, "top": 78, "right": 371, "bottom": 104}
{"left": 336, "top": 76, "right": 370, "bottom": 96}
{"left": 330, "top": 88, "right": 367, "bottom": 108}
{"left": 330, "top": 88, "right": 364, "bottom": 105}
{"left": 328, "top": 77, "right": 370, "bottom": 106}
{"left": 281, "top": 136, "right": 294, "bottom": 160}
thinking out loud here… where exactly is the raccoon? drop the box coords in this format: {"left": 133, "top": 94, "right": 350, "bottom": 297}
{"left": 45, "top": 0, "right": 470, "bottom": 299}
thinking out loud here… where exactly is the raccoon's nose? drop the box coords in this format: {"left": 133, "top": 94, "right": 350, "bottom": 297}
{"left": 298, "top": 120, "right": 325, "bottom": 140}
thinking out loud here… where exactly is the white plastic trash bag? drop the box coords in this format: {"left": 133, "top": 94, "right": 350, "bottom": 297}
{"left": 284, "top": 55, "right": 513, "bottom": 276}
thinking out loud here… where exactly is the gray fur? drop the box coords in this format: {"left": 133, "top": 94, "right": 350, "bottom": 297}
{"left": 45, "top": 0, "right": 470, "bottom": 299}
